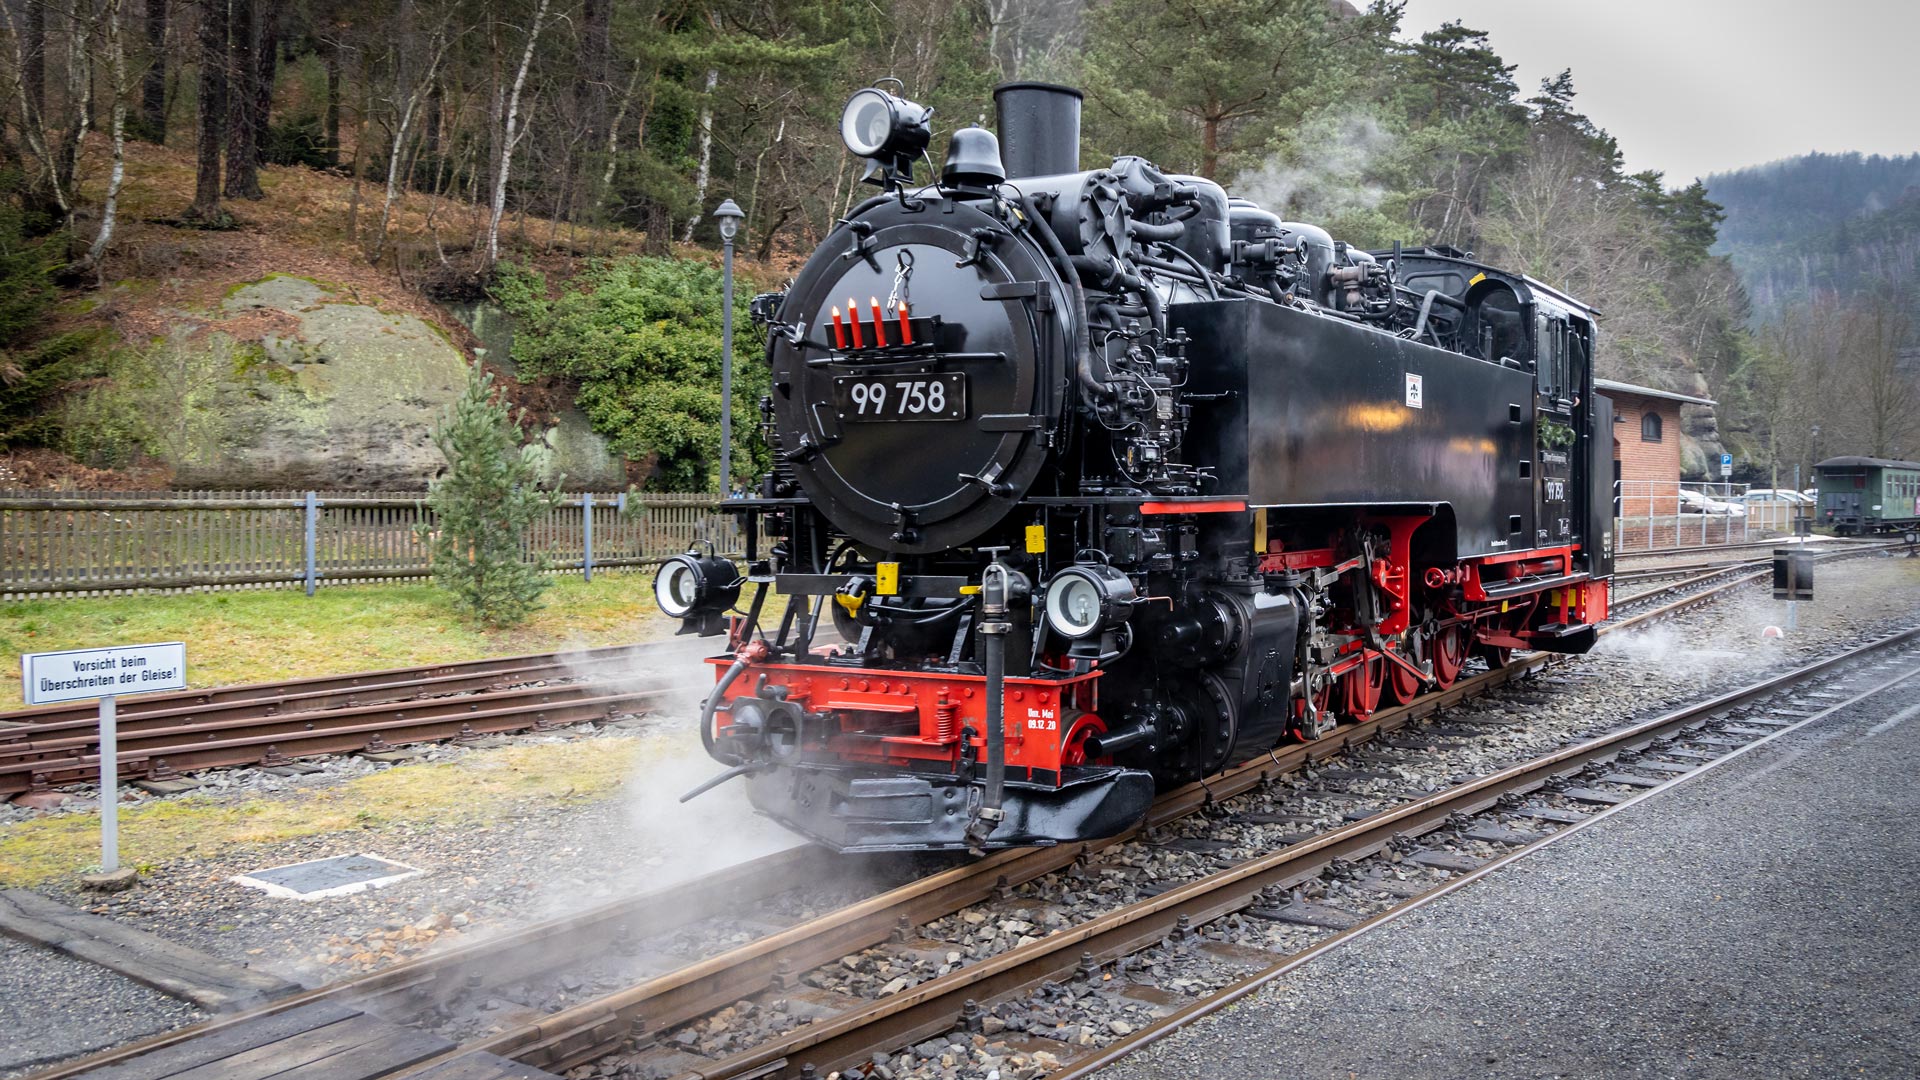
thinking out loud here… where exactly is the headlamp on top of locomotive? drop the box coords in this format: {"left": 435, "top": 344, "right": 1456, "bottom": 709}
{"left": 840, "top": 83, "right": 931, "bottom": 186}
{"left": 652, "top": 547, "right": 740, "bottom": 635}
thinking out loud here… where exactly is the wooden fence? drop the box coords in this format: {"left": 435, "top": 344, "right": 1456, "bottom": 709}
{"left": 0, "top": 490, "right": 737, "bottom": 598}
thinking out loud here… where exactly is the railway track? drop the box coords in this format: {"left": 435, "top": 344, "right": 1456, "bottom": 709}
{"left": 32, "top": 544, "right": 1900, "bottom": 1080}
{"left": 0, "top": 639, "right": 719, "bottom": 801}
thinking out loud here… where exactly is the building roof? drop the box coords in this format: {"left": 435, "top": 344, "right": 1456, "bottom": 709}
{"left": 1816, "top": 455, "right": 1920, "bottom": 471}
{"left": 1594, "top": 378, "right": 1715, "bottom": 407}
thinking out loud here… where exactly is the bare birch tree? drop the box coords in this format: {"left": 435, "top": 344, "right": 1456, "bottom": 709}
{"left": 75, "top": 0, "right": 129, "bottom": 277}
{"left": 0, "top": 0, "right": 71, "bottom": 219}
{"left": 679, "top": 64, "right": 717, "bottom": 243}
{"left": 370, "top": 1, "right": 456, "bottom": 264}
{"left": 484, "top": 0, "right": 548, "bottom": 267}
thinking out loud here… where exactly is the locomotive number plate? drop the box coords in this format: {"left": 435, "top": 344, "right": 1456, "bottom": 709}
{"left": 833, "top": 373, "right": 967, "bottom": 422}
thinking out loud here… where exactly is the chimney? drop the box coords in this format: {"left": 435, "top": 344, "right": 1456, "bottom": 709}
{"left": 992, "top": 82, "right": 1083, "bottom": 179}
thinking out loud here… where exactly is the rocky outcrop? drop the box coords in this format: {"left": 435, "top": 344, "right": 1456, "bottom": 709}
{"left": 174, "top": 276, "right": 624, "bottom": 490}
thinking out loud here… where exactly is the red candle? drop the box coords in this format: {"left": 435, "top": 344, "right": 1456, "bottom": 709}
{"left": 847, "top": 297, "right": 864, "bottom": 348}
{"left": 870, "top": 298, "right": 888, "bottom": 347}
{"left": 831, "top": 306, "right": 847, "bottom": 349}
{"left": 897, "top": 301, "right": 913, "bottom": 345}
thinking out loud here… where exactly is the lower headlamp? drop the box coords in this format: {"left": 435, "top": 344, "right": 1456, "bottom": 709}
{"left": 653, "top": 550, "right": 742, "bottom": 619}
{"left": 1043, "top": 563, "right": 1138, "bottom": 640}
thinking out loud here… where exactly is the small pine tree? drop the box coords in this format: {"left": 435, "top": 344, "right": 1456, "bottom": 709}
{"left": 421, "top": 362, "right": 563, "bottom": 627}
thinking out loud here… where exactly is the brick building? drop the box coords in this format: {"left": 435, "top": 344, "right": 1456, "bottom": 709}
{"left": 1596, "top": 378, "right": 1719, "bottom": 547}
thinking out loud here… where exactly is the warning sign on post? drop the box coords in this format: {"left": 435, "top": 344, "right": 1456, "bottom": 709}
{"left": 21, "top": 642, "right": 187, "bottom": 705}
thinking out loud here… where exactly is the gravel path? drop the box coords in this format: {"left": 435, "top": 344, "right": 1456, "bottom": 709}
{"left": 1098, "top": 646, "right": 1920, "bottom": 1079}
{"left": 0, "top": 936, "right": 204, "bottom": 1080}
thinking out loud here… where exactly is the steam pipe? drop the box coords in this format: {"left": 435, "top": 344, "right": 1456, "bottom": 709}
{"left": 698, "top": 643, "right": 764, "bottom": 765}
{"left": 1016, "top": 189, "right": 1106, "bottom": 400}
{"left": 1150, "top": 242, "right": 1221, "bottom": 300}
{"left": 1412, "top": 288, "right": 1466, "bottom": 344}
{"left": 677, "top": 762, "right": 757, "bottom": 803}
{"left": 1126, "top": 218, "right": 1186, "bottom": 243}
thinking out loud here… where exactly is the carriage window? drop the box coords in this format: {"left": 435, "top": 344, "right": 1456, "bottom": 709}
{"left": 1641, "top": 412, "right": 1662, "bottom": 442}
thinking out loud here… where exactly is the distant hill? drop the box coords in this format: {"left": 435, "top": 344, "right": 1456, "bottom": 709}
{"left": 1707, "top": 151, "right": 1920, "bottom": 318}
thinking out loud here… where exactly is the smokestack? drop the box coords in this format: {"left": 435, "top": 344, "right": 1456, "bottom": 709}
{"left": 993, "top": 82, "right": 1083, "bottom": 179}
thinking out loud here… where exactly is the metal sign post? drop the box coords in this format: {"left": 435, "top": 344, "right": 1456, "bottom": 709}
{"left": 99, "top": 694, "right": 118, "bottom": 871}
{"left": 21, "top": 642, "right": 188, "bottom": 884}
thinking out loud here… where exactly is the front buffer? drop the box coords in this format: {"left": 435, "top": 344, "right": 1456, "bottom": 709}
{"left": 702, "top": 653, "right": 1154, "bottom": 853}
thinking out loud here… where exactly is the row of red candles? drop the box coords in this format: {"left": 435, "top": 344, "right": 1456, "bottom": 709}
{"left": 830, "top": 297, "right": 913, "bottom": 349}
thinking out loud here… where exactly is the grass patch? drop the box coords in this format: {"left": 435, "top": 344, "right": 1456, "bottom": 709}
{"left": 0, "top": 572, "right": 676, "bottom": 708}
{"left": 0, "top": 737, "right": 652, "bottom": 886}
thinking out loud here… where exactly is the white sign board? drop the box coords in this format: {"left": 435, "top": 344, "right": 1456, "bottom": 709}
{"left": 1720, "top": 453, "right": 1733, "bottom": 478}
{"left": 21, "top": 642, "right": 187, "bottom": 705}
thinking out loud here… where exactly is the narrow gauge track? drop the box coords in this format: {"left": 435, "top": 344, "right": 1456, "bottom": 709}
{"left": 1611, "top": 557, "right": 1764, "bottom": 585}
{"left": 0, "top": 644, "right": 670, "bottom": 728}
{"left": 0, "top": 637, "right": 735, "bottom": 801}
{"left": 32, "top": 549, "right": 1871, "bottom": 1080}
{"left": 1612, "top": 533, "right": 1878, "bottom": 561}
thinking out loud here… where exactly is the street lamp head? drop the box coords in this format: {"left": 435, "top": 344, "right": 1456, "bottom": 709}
{"left": 714, "top": 199, "right": 745, "bottom": 242}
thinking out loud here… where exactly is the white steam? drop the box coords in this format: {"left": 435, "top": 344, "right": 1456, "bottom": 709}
{"left": 1226, "top": 110, "right": 1396, "bottom": 223}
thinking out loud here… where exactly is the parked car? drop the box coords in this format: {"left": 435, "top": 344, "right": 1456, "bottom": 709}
{"left": 1742, "top": 489, "right": 1812, "bottom": 505}
{"left": 1678, "top": 488, "right": 1746, "bottom": 516}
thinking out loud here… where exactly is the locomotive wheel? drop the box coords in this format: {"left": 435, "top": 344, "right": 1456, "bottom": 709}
{"left": 1473, "top": 642, "right": 1513, "bottom": 670}
{"left": 1386, "top": 647, "right": 1422, "bottom": 705}
{"left": 1061, "top": 714, "right": 1114, "bottom": 767}
{"left": 1342, "top": 655, "right": 1385, "bottom": 720}
{"left": 1431, "top": 622, "right": 1469, "bottom": 688}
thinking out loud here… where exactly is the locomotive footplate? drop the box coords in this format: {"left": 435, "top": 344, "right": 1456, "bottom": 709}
{"left": 744, "top": 762, "right": 1155, "bottom": 853}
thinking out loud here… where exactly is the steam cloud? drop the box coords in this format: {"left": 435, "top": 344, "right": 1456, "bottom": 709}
{"left": 1227, "top": 110, "right": 1396, "bottom": 223}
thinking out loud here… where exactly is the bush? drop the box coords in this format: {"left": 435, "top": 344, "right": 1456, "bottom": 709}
{"left": 490, "top": 255, "right": 767, "bottom": 492}
{"left": 420, "top": 361, "right": 563, "bottom": 627}
{"left": 264, "top": 115, "right": 337, "bottom": 170}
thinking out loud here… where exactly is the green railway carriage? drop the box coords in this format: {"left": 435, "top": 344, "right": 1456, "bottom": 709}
{"left": 1815, "top": 456, "right": 1920, "bottom": 534}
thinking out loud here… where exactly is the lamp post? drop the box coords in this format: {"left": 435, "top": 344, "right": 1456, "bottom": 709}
{"left": 714, "top": 199, "right": 745, "bottom": 498}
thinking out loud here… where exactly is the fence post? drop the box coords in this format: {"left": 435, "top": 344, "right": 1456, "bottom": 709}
{"left": 304, "top": 492, "right": 318, "bottom": 596}
{"left": 582, "top": 492, "right": 594, "bottom": 583}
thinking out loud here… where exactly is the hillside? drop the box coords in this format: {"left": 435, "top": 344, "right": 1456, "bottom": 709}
{"left": 3, "top": 135, "right": 645, "bottom": 489}
{"left": 1707, "top": 151, "right": 1920, "bottom": 318}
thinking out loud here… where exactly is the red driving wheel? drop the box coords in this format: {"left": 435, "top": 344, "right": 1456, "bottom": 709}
{"left": 1386, "top": 646, "right": 1422, "bottom": 705}
{"left": 1342, "top": 654, "right": 1385, "bottom": 720}
{"left": 1431, "top": 622, "right": 1468, "bottom": 688}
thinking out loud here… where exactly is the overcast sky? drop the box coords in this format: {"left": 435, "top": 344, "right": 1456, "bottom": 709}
{"left": 1397, "top": 0, "right": 1920, "bottom": 187}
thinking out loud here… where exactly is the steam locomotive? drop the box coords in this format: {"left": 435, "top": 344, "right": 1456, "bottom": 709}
{"left": 665, "top": 82, "right": 1614, "bottom": 853}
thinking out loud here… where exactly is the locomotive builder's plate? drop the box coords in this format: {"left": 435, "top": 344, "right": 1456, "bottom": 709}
{"left": 834, "top": 372, "right": 967, "bottom": 422}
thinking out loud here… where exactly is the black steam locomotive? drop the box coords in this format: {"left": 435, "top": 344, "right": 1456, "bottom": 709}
{"left": 666, "top": 82, "right": 1614, "bottom": 853}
